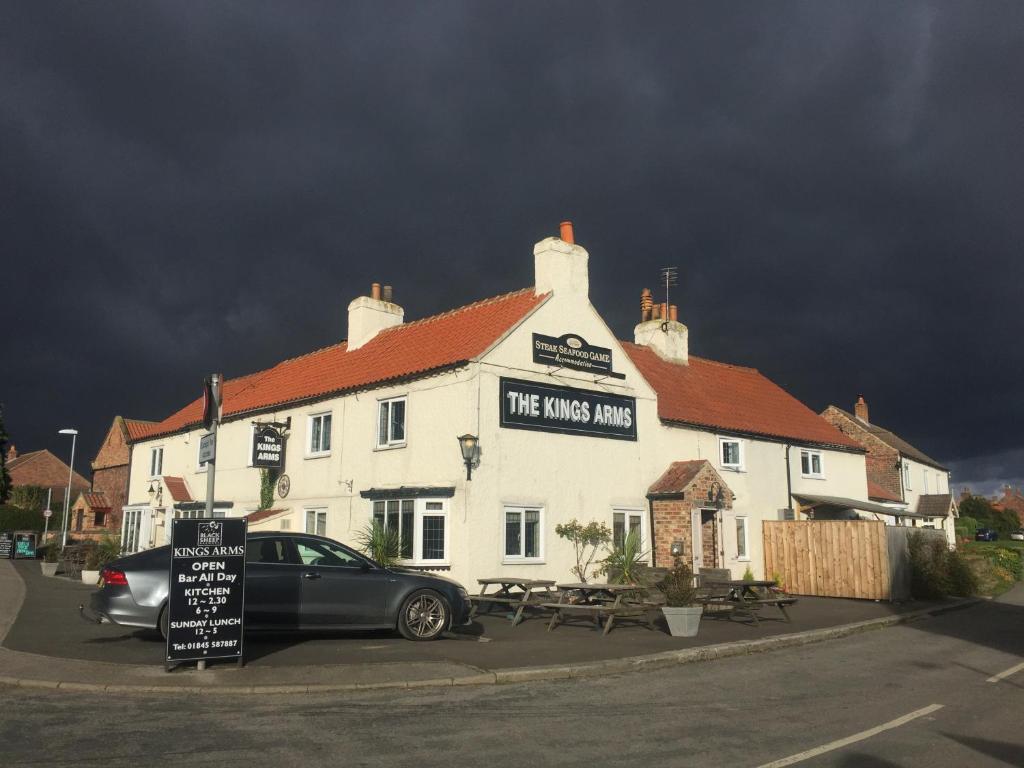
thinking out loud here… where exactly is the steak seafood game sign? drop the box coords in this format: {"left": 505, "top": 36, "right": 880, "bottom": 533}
{"left": 166, "top": 518, "right": 247, "bottom": 666}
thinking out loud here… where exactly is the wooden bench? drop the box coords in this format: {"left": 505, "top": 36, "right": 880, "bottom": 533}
{"left": 540, "top": 601, "right": 657, "bottom": 636}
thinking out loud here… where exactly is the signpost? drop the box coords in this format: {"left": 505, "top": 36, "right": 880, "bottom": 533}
{"left": 166, "top": 517, "right": 247, "bottom": 670}
{"left": 198, "top": 433, "right": 216, "bottom": 465}
{"left": 251, "top": 424, "right": 285, "bottom": 468}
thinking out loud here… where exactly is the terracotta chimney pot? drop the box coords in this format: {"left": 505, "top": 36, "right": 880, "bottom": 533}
{"left": 669, "top": 304, "right": 678, "bottom": 322}
{"left": 559, "top": 221, "right": 575, "bottom": 245}
{"left": 641, "top": 288, "right": 653, "bottom": 321}
{"left": 382, "top": 285, "right": 393, "bottom": 303}
{"left": 371, "top": 283, "right": 381, "bottom": 301}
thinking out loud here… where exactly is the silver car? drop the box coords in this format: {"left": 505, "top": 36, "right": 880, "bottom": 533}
{"left": 83, "top": 531, "right": 472, "bottom": 641}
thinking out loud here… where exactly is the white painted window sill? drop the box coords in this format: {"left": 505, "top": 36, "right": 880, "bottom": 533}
{"left": 374, "top": 443, "right": 407, "bottom": 452}
{"left": 801, "top": 474, "right": 826, "bottom": 481}
{"left": 721, "top": 466, "right": 745, "bottom": 473}
{"left": 305, "top": 452, "right": 331, "bottom": 460}
{"left": 502, "top": 559, "right": 546, "bottom": 566}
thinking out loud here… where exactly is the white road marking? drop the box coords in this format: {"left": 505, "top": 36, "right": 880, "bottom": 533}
{"left": 987, "top": 660, "right": 1024, "bottom": 683}
{"left": 754, "top": 704, "right": 944, "bottom": 768}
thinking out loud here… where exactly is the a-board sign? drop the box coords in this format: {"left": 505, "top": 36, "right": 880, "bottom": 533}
{"left": 499, "top": 377, "right": 638, "bottom": 441}
{"left": 13, "top": 533, "right": 36, "bottom": 559}
{"left": 198, "top": 433, "right": 216, "bottom": 465}
{"left": 251, "top": 424, "right": 284, "bottom": 469}
{"left": 166, "top": 518, "right": 246, "bottom": 665}
{"left": 0, "top": 532, "right": 12, "bottom": 559}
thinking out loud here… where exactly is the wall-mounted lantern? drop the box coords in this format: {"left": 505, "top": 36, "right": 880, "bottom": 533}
{"left": 670, "top": 539, "right": 685, "bottom": 557}
{"left": 458, "top": 434, "right": 479, "bottom": 481}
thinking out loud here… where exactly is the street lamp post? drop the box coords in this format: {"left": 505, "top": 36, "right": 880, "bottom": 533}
{"left": 58, "top": 428, "right": 78, "bottom": 548}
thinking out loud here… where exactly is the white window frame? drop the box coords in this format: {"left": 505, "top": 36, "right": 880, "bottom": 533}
{"left": 736, "top": 515, "right": 750, "bottom": 561}
{"left": 371, "top": 497, "right": 449, "bottom": 565}
{"left": 305, "top": 507, "right": 328, "bottom": 537}
{"left": 719, "top": 437, "right": 744, "bottom": 472}
{"left": 902, "top": 460, "right": 912, "bottom": 491}
{"left": 612, "top": 507, "right": 648, "bottom": 562}
{"left": 307, "top": 411, "right": 332, "bottom": 457}
{"left": 149, "top": 446, "right": 164, "bottom": 479}
{"left": 922, "top": 469, "right": 929, "bottom": 494}
{"left": 174, "top": 508, "right": 225, "bottom": 520}
{"left": 376, "top": 395, "right": 408, "bottom": 449}
{"left": 800, "top": 449, "right": 825, "bottom": 479}
{"left": 503, "top": 505, "right": 545, "bottom": 564}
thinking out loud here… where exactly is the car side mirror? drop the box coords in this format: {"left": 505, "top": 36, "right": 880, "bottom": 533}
{"left": 360, "top": 560, "right": 371, "bottom": 573}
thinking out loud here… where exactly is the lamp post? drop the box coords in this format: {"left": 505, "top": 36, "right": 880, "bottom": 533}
{"left": 58, "top": 428, "right": 78, "bottom": 548}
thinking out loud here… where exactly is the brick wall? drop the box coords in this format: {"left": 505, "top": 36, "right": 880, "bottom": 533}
{"left": 92, "top": 418, "right": 131, "bottom": 471}
{"left": 821, "top": 407, "right": 902, "bottom": 501}
{"left": 92, "top": 464, "right": 129, "bottom": 533}
{"left": 650, "top": 462, "right": 733, "bottom": 568}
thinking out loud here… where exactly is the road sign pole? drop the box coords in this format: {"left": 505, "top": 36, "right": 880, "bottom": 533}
{"left": 203, "top": 373, "right": 222, "bottom": 519}
{"left": 43, "top": 489, "right": 52, "bottom": 539}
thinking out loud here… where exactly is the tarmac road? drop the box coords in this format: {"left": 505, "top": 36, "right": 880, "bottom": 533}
{"left": 2, "top": 586, "right": 1022, "bottom": 768}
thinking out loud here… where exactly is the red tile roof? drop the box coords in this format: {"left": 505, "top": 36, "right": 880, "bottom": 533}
{"left": 622, "top": 344, "right": 863, "bottom": 450}
{"left": 83, "top": 492, "right": 111, "bottom": 509}
{"left": 162, "top": 476, "right": 192, "bottom": 502}
{"left": 867, "top": 479, "right": 902, "bottom": 503}
{"left": 123, "top": 419, "right": 158, "bottom": 442}
{"left": 648, "top": 460, "right": 711, "bottom": 495}
{"left": 132, "top": 288, "right": 548, "bottom": 442}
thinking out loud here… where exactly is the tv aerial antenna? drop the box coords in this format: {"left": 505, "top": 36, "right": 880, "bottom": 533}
{"left": 659, "top": 266, "right": 678, "bottom": 320}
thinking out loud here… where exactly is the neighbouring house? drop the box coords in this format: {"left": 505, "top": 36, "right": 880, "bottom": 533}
{"left": 5, "top": 444, "right": 90, "bottom": 516}
{"left": 73, "top": 416, "right": 155, "bottom": 542}
{"left": 992, "top": 485, "right": 1024, "bottom": 527}
{"left": 120, "top": 222, "right": 870, "bottom": 584}
{"left": 821, "top": 397, "right": 957, "bottom": 547}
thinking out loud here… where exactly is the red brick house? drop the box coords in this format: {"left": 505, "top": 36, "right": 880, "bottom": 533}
{"left": 992, "top": 486, "right": 1024, "bottom": 527}
{"left": 6, "top": 444, "right": 89, "bottom": 511}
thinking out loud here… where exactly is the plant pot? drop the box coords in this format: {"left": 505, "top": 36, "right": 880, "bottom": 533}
{"left": 662, "top": 605, "right": 703, "bottom": 637}
{"left": 40, "top": 562, "right": 59, "bottom": 577}
{"left": 81, "top": 569, "right": 100, "bottom": 586}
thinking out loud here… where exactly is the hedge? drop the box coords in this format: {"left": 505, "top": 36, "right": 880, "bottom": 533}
{"left": 0, "top": 504, "right": 49, "bottom": 533}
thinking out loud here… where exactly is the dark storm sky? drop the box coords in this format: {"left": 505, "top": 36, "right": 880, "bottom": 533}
{"left": 3, "top": 2, "right": 1022, "bottom": 494}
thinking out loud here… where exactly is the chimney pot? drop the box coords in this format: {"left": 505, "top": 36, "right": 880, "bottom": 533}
{"left": 640, "top": 288, "right": 653, "bottom": 322}
{"left": 382, "top": 285, "right": 393, "bottom": 303}
{"left": 669, "top": 304, "right": 678, "bottom": 322}
{"left": 855, "top": 395, "right": 869, "bottom": 423}
{"left": 651, "top": 303, "right": 661, "bottom": 320}
{"left": 371, "top": 283, "right": 381, "bottom": 301}
{"left": 559, "top": 221, "right": 574, "bottom": 245}
{"left": 5, "top": 444, "right": 15, "bottom": 461}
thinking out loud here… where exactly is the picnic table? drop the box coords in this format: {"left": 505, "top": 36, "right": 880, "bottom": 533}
{"left": 703, "top": 579, "right": 798, "bottom": 626}
{"left": 542, "top": 582, "right": 657, "bottom": 636}
{"left": 471, "top": 578, "right": 556, "bottom": 626}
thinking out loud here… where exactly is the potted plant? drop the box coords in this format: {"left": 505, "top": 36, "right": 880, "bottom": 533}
{"left": 355, "top": 520, "right": 401, "bottom": 567}
{"left": 658, "top": 557, "right": 703, "bottom": 637}
{"left": 81, "top": 548, "right": 101, "bottom": 585}
{"left": 600, "top": 529, "right": 649, "bottom": 585}
{"left": 40, "top": 543, "right": 60, "bottom": 577}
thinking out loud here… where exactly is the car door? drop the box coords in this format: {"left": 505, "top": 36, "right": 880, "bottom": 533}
{"left": 244, "top": 536, "right": 302, "bottom": 629}
{"left": 293, "top": 537, "right": 392, "bottom": 628}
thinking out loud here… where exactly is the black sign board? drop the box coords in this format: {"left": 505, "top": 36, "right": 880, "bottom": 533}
{"left": 13, "top": 533, "right": 36, "bottom": 559}
{"left": 500, "top": 377, "right": 638, "bottom": 441}
{"left": 166, "top": 518, "right": 247, "bottom": 665}
{"left": 532, "top": 333, "right": 624, "bottom": 379}
{"left": 251, "top": 424, "right": 285, "bottom": 469}
{"left": 0, "top": 532, "right": 12, "bottom": 559}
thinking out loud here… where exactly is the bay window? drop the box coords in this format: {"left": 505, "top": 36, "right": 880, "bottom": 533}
{"left": 372, "top": 497, "right": 447, "bottom": 564}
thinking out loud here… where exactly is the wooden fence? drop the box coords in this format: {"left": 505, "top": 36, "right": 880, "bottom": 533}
{"left": 763, "top": 520, "right": 892, "bottom": 600}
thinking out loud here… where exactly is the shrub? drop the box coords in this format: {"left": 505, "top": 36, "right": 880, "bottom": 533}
{"left": 555, "top": 519, "right": 611, "bottom": 583}
{"left": 742, "top": 565, "right": 755, "bottom": 581}
{"left": 0, "top": 504, "right": 46, "bottom": 532}
{"left": 908, "top": 532, "right": 978, "bottom": 598}
{"left": 658, "top": 557, "right": 698, "bottom": 607}
{"left": 988, "top": 548, "right": 1023, "bottom": 581}
{"left": 947, "top": 550, "right": 979, "bottom": 596}
{"left": 600, "top": 528, "right": 648, "bottom": 584}
{"left": 955, "top": 516, "right": 978, "bottom": 539}
{"left": 355, "top": 520, "right": 401, "bottom": 567}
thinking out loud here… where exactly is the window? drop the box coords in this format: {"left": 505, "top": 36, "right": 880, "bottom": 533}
{"left": 93, "top": 511, "right": 105, "bottom": 527}
{"left": 246, "top": 537, "right": 292, "bottom": 564}
{"left": 371, "top": 497, "right": 448, "bottom": 564}
{"left": 308, "top": 412, "right": 332, "bottom": 456}
{"left": 305, "top": 508, "right": 327, "bottom": 537}
{"left": 800, "top": 449, "right": 824, "bottom": 478}
{"left": 377, "top": 396, "right": 407, "bottom": 448}
{"left": 922, "top": 469, "right": 929, "bottom": 494}
{"left": 149, "top": 446, "right": 164, "bottom": 478}
{"left": 174, "top": 508, "right": 225, "bottom": 519}
{"left": 504, "top": 505, "right": 543, "bottom": 561}
{"left": 719, "top": 438, "right": 743, "bottom": 471}
{"left": 294, "top": 537, "right": 364, "bottom": 568}
{"left": 902, "top": 461, "right": 912, "bottom": 491}
{"left": 612, "top": 509, "right": 644, "bottom": 553}
{"left": 736, "top": 516, "right": 749, "bottom": 560}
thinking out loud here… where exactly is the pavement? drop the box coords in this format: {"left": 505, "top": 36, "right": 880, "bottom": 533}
{"left": 0, "top": 558, "right": 979, "bottom": 693}
{"left": 2, "top": 583, "right": 1022, "bottom": 767}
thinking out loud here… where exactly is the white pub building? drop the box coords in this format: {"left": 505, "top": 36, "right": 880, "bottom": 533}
{"left": 122, "top": 223, "right": 870, "bottom": 583}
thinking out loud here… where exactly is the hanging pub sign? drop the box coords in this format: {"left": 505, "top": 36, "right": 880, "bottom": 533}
{"left": 166, "top": 517, "right": 247, "bottom": 667}
{"left": 500, "top": 377, "right": 637, "bottom": 441}
{"left": 532, "top": 332, "right": 624, "bottom": 379}
{"left": 251, "top": 424, "right": 285, "bottom": 469}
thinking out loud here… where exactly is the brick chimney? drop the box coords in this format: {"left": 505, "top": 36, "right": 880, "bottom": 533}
{"left": 634, "top": 288, "right": 688, "bottom": 365}
{"left": 854, "top": 395, "right": 870, "bottom": 423}
{"left": 5, "top": 444, "right": 15, "bottom": 462}
{"left": 347, "top": 283, "right": 404, "bottom": 351}
{"left": 534, "top": 221, "right": 589, "bottom": 299}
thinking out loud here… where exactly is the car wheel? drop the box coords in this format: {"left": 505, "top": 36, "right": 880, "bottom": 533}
{"left": 397, "top": 589, "right": 450, "bottom": 641}
{"left": 158, "top": 605, "right": 169, "bottom": 640}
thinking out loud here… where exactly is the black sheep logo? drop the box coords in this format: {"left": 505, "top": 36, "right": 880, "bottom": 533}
{"left": 198, "top": 521, "right": 223, "bottom": 546}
